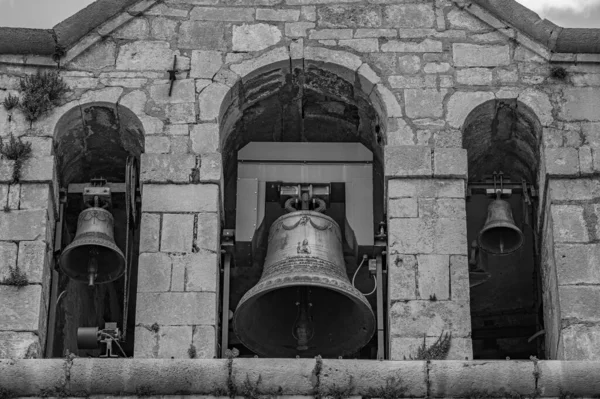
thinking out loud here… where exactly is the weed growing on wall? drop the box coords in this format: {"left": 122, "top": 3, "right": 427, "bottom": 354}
{"left": 2, "top": 265, "right": 28, "bottom": 287}
{"left": 2, "top": 93, "right": 19, "bottom": 112}
{"left": 188, "top": 344, "right": 197, "bottom": 359}
{"left": 0, "top": 134, "right": 32, "bottom": 183}
{"left": 19, "top": 70, "right": 67, "bottom": 123}
{"left": 320, "top": 376, "right": 355, "bottom": 399}
{"left": 0, "top": 387, "right": 16, "bottom": 399}
{"left": 550, "top": 66, "right": 568, "bottom": 80}
{"left": 410, "top": 332, "right": 451, "bottom": 360}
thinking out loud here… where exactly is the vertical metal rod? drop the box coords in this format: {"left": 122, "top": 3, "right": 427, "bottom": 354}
{"left": 376, "top": 254, "right": 385, "bottom": 360}
{"left": 221, "top": 253, "right": 231, "bottom": 358}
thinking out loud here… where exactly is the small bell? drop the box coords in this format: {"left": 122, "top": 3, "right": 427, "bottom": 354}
{"left": 478, "top": 199, "right": 524, "bottom": 255}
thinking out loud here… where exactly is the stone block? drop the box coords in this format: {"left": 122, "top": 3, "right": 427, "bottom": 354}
{"left": 388, "top": 179, "right": 465, "bottom": 199}
{"left": 146, "top": 3, "right": 189, "bottom": 17}
{"left": 388, "top": 254, "right": 417, "bottom": 300}
{"left": 200, "top": 153, "right": 222, "bottom": 183}
{"left": 384, "top": 146, "right": 432, "bottom": 177}
{"left": 551, "top": 205, "right": 589, "bottom": 243}
{"left": 178, "top": 21, "right": 226, "bottom": 50}
{"left": 354, "top": 28, "right": 395, "bottom": 38}
{"left": 318, "top": 5, "right": 381, "bottom": 28}
{"left": 285, "top": 22, "right": 315, "bottom": 37}
{"left": 544, "top": 147, "right": 579, "bottom": 176}
{"left": 142, "top": 184, "right": 219, "bottom": 213}
{"left": 561, "top": 324, "right": 600, "bottom": 360}
{"left": 150, "top": 79, "right": 196, "bottom": 104}
{"left": 166, "top": 103, "right": 197, "bottom": 124}
{"left": 559, "top": 286, "right": 600, "bottom": 322}
{"left": 0, "top": 241, "right": 18, "bottom": 282}
{"left": 417, "top": 254, "right": 449, "bottom": 300}
{"left": 166, "top": 124, "right": 190, "bottom": 136}
{"left": 0, "top": 210, "right": 47, "bottom": 241}
{"left": 338, "top": 39, "right": 379, "bottom": 52}
{"left": 151, "top": 17, "right": 178, "bottom": 41}
{"left": 450, "top": 255, "right": 470, "bottom": 302}
{"left": 16, "top": 241, "right": 46, "bottom": 284}
{"left": 418, "top": 198, "right": 465, "bottom": 220}
{"left": 388, "top": 198, "right": 418, "bottom": 218}
{"left": 145, "top": 136, "right": 171, "bottom": 154}
{"left": 161, "top": 213, "right": 195, "bottom": 253}
{"left": 113, "top": 18, "right": 149, "bottom": 40}
{"left": 19, "top": 184, "right": 51, "bottom": 210}
{"left": 171, "top": 251, "right": 218, "bottom": 292}
{"left": 0, "top": 160, "right": 14, "bottom": 183}
{"left": 549, "top": 178, "right": 600, "bottom": 201}
{"left": 191, "top": 124, "right": 219, "bottom": 153}
{"left": 580, "top": 147, "right": 593, "bottom": 175}
{"left": 0, "top": 184, "right": 8, "bottom": 208}
{"left": 371, "top": 84, "right": 403, "bottom": 118}
{"left": 198, "top": 83, "right": 230, "bottom": 121}
{"left": 19, "top": 156, "right": 54, "bottom": 183}
{"left": 537, "top": 360, "right": 600, "bottom": 395}
{"left": 0, "top": 331, "right": 41, "bottom": 359}
{"left": 190, "top": 50, "right": 223, "bottom": 79}
{"left": 133, "top": 326, "right": 157, "bottom": 358}
{"left": 257, "top": 8, "right": 300, "bottom": 21}
{"left": 555, "top": 244, "right": 600, "bottom": 285}
{"left": 429, "top": 361, "right": 535, "bottom": 397}
{"left": 389, "top": 218, "right": 432, "bottom": 254}
{"left": 381, "top": 39, "right": 442, "bottom": 52}
{"left": 453, "top": 44, "right": 510, "bottom": 67}
{"left": 423, "top": 62, "right": 451, "bottom": 74}
{"left": 140, "top": 213, "right": 161, "bottom": 253}
{"left": 71, "top": 40, "right": 117, "bottom": 70}
{"left": 433, "top": 148, "right": 468, "bottom": 178}
{"left": 7, "top": 184, "right": 19, "bottom": 210}
{"left": 136, "top": 292, "right": 216, "bottom": 325}
{"left": 116, "top": 41, "right": 176, "bottom": 70}
{"left": 390, "top": 300, "right": 471, "bottom": 338}
{"left": 0, "top": 285, "right": 42, "bottom": 331}
{"left": 141, "top": 154, "right": 197, "bottom": 184}
{"left": 559, "top": 88, "right": 600, "bottom": 122}
{"left": 383, "top": 4, "right": 435, "bottom": 28}
{"left": 137, "top": 252, "right": 172, "bottom": 293}
{"left": 192, "top": 325, "right": 216, "bottom": 358}
{"left": 233, "top": 23, "right": 282, "bottom": 52}
{"left": 196, "top": 212, "right": 220, "bottom": 252}
{"left": 433, "top": 218, "right": 467, "bottom": 255}
{"left": 391, "top": 337, "right": 472, "bottom": 361}
{"left": 158, "top": 325, "right": 193, "bottom": 358}
{"left": 190, "top": 7, "right": 254, "bottom": 21}
{"left": 309, "top": 29, "right": 353, "bottom": 40}
{"left": 446, "top": 90, "right": 495, "bottom": 129}
{"left": 171, "top": 136, "right": 190, "bottom": 154}
{"left": 404, "top": 89, "right": 446, "bottom": 118}
{"left": 456, "top": 68, "right": 493, "bottom": 85}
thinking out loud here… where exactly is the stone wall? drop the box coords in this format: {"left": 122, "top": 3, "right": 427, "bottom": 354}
{"left": 0, "top": 0, "right": 599, "bottom": 360}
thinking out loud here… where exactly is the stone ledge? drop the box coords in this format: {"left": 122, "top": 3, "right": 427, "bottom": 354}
{"left": 1, "top": 359, "right": 600, "bottom": 397}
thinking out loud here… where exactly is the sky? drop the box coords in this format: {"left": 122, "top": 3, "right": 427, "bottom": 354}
{"left": 0, "top": 0, "right": 599, "bottom": 29}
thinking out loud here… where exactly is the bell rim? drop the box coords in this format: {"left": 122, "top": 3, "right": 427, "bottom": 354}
{"left": 477, "top": 224, "right": 525, "bottom": 256}
{"left": 233, "top": 277, "right": 376, "bottom": 357}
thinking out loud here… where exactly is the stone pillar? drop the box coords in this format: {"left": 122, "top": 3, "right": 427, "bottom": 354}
{"left": 0, "top": 155, "right": 57, "bottom": 359}
{"left": 542, "top": 178, "right": 600, "bottom": 360}
{"left": 385, "top": 145, "right": 472, "bottom": 360}
{"left": 134, "top": 153, "right": 221, "bottom": 359}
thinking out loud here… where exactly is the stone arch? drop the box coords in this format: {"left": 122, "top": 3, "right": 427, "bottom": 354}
{"left": 200, "top": 45, "right": 395, "bottom": 229}
{"left": 462, "top": 98, "right": 542, "bottom": 183}
{"left": 53, "top": 102, "right": 145, "bottom": 186}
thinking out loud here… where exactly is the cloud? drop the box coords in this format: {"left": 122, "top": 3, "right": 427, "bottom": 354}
{"left": 518, "top": 0, "right": 600, "bottom": 13}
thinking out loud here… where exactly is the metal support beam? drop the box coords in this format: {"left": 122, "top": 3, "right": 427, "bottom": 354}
{"left": 376, "top": 254, "right": 385, "bottom": 360}
{"left": 220, "top": 253, "right": 231, "bottom": 358}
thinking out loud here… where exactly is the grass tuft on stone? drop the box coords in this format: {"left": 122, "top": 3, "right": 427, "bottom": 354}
{"left": 2, "top": 93, "right": 19, "bottom": 111}
{"left": 2, "top": 265, "right": 28, "bottom": 287}
{"left": 19, "top": 70, "right": 67, "bottom": 123}
{"left": 410, "top": 331, "right": 451, "bottom": 360}
{"left": 0, "top": 133, "right": 32, "bottom": 183}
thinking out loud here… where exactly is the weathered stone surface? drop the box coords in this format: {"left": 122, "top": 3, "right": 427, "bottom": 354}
{"left": 145, "top": 136, "right": 171, "bottom": 154}
{"left": 385, "top": 146, "right": 431, "bottom": 177}
{"left": 0, "top": 210, "right": 46, "bottom": 241}
{"left": 257, "top": 8, "right": 300, "bottom": 21}
{"left": 19, "top": 184, "right": 50, "bottom": 210}
{"left": 116, "top": 41, "right": 176, "bottom": 70}
{"left": 192, "top": 325, "right": 216, "bottom": 358}
{"left": 146, "top": 3, "right": 190, "bottom": 17}
{"left": 391, "top": 337, "right": 472, "bottom": 361}
{"left": 171, "top": 251, "right": 218, "bottom": 292}
{"left": 19, "top": 156, "right": 54, "bottom": 183}
{"left": 0, "top": 285, "right": 42, "bottom": 331}
{"left": 151, "top": 17, "right": 178, "bottom": 41}
{"left": 142, "top": 184, "right": 219, "bottom": 213}
{"left": 387, "top": 117, "right": 414, "bottom": 145}
{"left": 447, "top": 8, "right": 489, "bottom": 31}
{"left": 518, "top": 88, "right": 553, "bottom": 126}
{"left": 0, "top": 241, "right": 18, "bottom": 282}
{"left": 338, "top": 39, "right": 379, "bottom": 52}
{"left": 0, "top": 331, "right": 40, "bottom": 359}
{"left": 191, "top": 7, "right": 254, "bottom": 21}
{"left": 418, "top": 198, "right": 465, "bottom": 220}
{"left": 388, "top": 179, "right": 465, "bottom": 199}
{"left": 561, "top": 324, "right": 600, "bottom": 360}
{"left": 543, "top": 148, "right": 580, "bottom": 176}
{"left": 167, "top": 103, "right": 197, "bottom": 124}
{"left": 141, "top": 154, "right": 197, "bottom": 183}
{"left": 538, "top": 360, "right": 600, "bottom": 393}
{"left": 140, "top": 213, "right": 161, "bottom": 253}
{"left": 433, "top": 148, "right": 468, "bottom": 178}
{"left": 453, "top": 44, "right": 510, "bottom": 67}
{"left": 446, "top": 91, "right": 495, "bottom": 128}
{"left": 390, "top": 300, "right": 471, "bottom": 337}
{"left": 233, "top": 23, "right": 282, "bottom": 52}
{"left": 200, "top": 152, "right": 222, "bottom": 183}
{"left": 559, "top": 286, "right": 600, "bottom": 322}
{"left": 551, "top": 205, "right": 589, "bottom": 243}
{"left": 137, "top": 252, "right": 172, "bottom": 293}
{"left": 456, "top": 68, "right": 492, "bottom": 85}
{"left": 549, "top": 178, "right": 600, "bottom": 201}
{"left": 555, "top": 244, "right": 600, "bottom": 285}
{"left": 196, "top": 212, "right": 220, "bottom": 252}
{"left": 450, "top": 255, "right": 470, "bottom": 302}
{"left": 388, "top": 254, "right": 417, "bottom": 300}
{"left": 0, "top": 160, "right": 14, "bottom": 183}
{"left": 190, "top": 50, "right": 223, "bottom": 79}
{"left": 559, "top": 88, "right": 600, "bottom": 122}
{"left": 355, "top": 28, "right": 396, "bottom": 38}
{"left": 381, "top": 39, "right": 442, "bottom": 52}
{"left": 113, "top": 18, "right": 149, "bottom": 39}
{"left": 389, "top": 217, "right": 466, "bottom": 255}
{"left": 388, "top": 198, "right": 418, "bottom": 218}
{"left": 16, "top": 241, "right": 46, "bottom": 285}
{"left": 383, "top": 4, "right": 435, "bottom": 28}
{"left": 417, "top": 255, "right": 449, "bottom": 300}
{"left": 191, "top": 124, "right": 219, "bottom": 153}
{"left": 423, "top": 62, "right": 450, "bottom": 74}
{"left": 136, "top": 292, "right": 216, "bottom": 324}
{"left": 158, "top": 325, "right": 193, "bottom": 358}
{"left": 318, "top": 5, "right": 381, "bottom": 28}
{"left": 70, "top": 40, "right": 117, "bottom": 70}
{"left": 198, "top": 83, "right": 230, "bottom": 121}
{"left": 404, "top": 89, "right": 445, "bottom": 118}
{"left": 150, "top": 79, "right": 196, "bottom": 104}
{"left": 179, "top": 21, "right": 226, "bottom": 50}
{"left": 161, "top": 213, "right": 195, "bottom": 252}
{"left": 285, "top": 21, "right": 315, "bottom": 37}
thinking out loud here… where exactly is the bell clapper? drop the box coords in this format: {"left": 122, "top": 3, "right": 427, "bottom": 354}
{"left": 292, "top": 287, "right": 315, "bottom": 351}
{"left": 87, "top": 248, "right": 99, "bottom": 286}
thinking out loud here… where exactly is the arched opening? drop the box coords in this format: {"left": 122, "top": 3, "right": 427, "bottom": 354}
{"left": 218, "top": 55, "right": 387, "bottom": 359}
{"left": 49, "top": 102, "right": 144, "bottom": 358}
{"left": 462, "top": 99, "right": 544, "bottom": 359}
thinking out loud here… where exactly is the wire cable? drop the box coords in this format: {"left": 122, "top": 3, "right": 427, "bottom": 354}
{"left": 351, "top": 255, "right": 377, "bottom": 296}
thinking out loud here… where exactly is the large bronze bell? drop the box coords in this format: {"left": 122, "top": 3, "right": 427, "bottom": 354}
{"left": 59, "top": 207, "right": 126, "bottom": 286}
{"left": 478, "top": 199, "right": 524, "bottom": 255}
{"left": 233, "top": 210, "right": 376, "bottom": 358}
